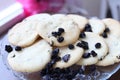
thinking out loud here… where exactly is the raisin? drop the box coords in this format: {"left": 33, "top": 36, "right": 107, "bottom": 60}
{"left": 68, "top": 44, "right": 74, "bottom": 50}
{"left": 56, "top": 32, "right": 62, "bottom": 36}
{"left": 79, "top": 32, "right": 86, "bottom": 38}
{"left": 81, "top": 41, "right": 89, "bottom": 50}
{"left": 62, "top": 54, "right": 70, "bottom": 62}
{"left": 5, "top": 45, "right": 13, "bottom": 53}
{"left": 52, "top": 32, "right": 58, "bottom": 37}
{"left": 104, "top": 28, "right": 110, "bottom": 33}
{"left": 52, "top": 48, "right": 59, "bottom": 55}
{"left": 95, "top": 43, "right": 101, "bottom": 49}
{"left": 58, "top": 28, "right": 64, "bottom": 33}
{"left": 91, "top": 50, "right": 97, "bottom": 57}
{"left": 102, "top": 32, "right": 107, "bottom": 38}
{"left": 57, "top": 36, "right": 64, "bottom": 43}
{"left": 84, "top": 24, "right": 92, "bottom": 32}
{"left": 15, "top": 46, "right": 22, "bottom": 51}
{"left": 82, "top": 53, "right": 90, "bottom": 58}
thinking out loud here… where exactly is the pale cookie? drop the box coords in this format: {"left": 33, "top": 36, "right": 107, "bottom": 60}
{"left": 54, "top": 42, "right": 84, "bottom": 68}
{"left": 88, "top": 18, "right": 105, "bottom": 34}
{"left": 23, "top": 13, "right": 51, "bottom": 22}
{"left": 96, "top": 36, "right": 120, "bottom": 66}
{"left": 51, "top": 14, "right": 65, "bottom": 20}
{"left": 36, "top": 16, "right": 80, "bottom": 47}
{"left": 8, "top": 21, "right": 39, "bottom": 47}
{"left": 7, "top": 40, "right": 52, "bottom": 73}
{"left": 67, "top": 14, "right": 88, "bottom": 31}
{"left": 77, "top": 32, "right": 108, "bottom": 66}
{"left": 102, "top": 18, "right": 120, "bottom": 38}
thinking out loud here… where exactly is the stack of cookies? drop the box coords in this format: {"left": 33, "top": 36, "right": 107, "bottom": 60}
{"left": 5, "top": 13, "right": 120, "bottom": 80}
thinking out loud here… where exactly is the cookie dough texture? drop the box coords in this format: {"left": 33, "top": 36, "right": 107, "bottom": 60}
{"left": 96, "top": 34, "right": 120, "bottom": 66}
{"left": 89, "top": 18, "right": 105, "bottom": 34}
{"left": 77, "top": 32, "right": 108, "bottom": 66}
{"left": 24, "top": 13, "right": 51, "bottom": 22}
{"left": 67, "top": 14, "right": 88, "bottom": 31}
{"left": 55, "top": 42, "right": 84, "bottom": 68}
{"left": 102, "top": 18, "right": 120, "bottom": 38}
{"left": 36, "top": 16, "right": 80, "bottom": 47}
{"left": 7, "top": 40, "right": 52, "bottom": 73}
{"left": 8, "top": 21, "right": 39, "bottom": 47}
{"left": 96, "top": 18, "right": 120, "bottom": 66}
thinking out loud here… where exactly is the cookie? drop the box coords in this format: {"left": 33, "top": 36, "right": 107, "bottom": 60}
{"left": 67, "top": 14, "right": 88, "bottom": 31}
{"left": 36, "top": 16, "right": 80, "bottom": 47}
{"left": 7, "top": 39, "right": 52, "bottom": 73}
{"left": 102, "top": 18, "right": 120, "bottom": 38}
{"left": 96, "top": 36, "right": 120, "bottom": 66}
{"left": 51, "top": 14, "right": 65, "bottom": 20}
{"left": 8, "top": 21, "right": 39, "bottom": 47}
{"left": 23, "top": 13, "right": 51, "bottom": 22}
{"left": 77, "top": 32, "right": 108, "bottom": 66}
{"left": 88, "top": 18, "right": 105, "bottom": 34}
{"left": 54, "top": 42, "right": 84, "bottom": 68}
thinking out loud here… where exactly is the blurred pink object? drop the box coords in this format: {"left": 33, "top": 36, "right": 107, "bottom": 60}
{"left": 17, "top": 0, "right": 64, "bottom": 16}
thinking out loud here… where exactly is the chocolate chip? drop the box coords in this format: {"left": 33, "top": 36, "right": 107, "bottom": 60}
{"left": 91, "top": 50, "right": 97, "bottom": 57}
{"left": 62, "top": 54, "right": 70, "bottom": 62}
{"left": 84, "top": 24, "right": 92, "bottom": 32}
{"left": 104, "top": 28, "right": 110, "bottom": 33}
{"left": 82, "top": 53, "right": 90, "bottom": 58}
{"left": 57, "top": 36, "right": 64, "bottom": 43}
{"left": 102, "top": 32, "right": 107, "bottom": 38}
{"left": 5, "top": 45, "right": 13, "bottom": 53}
{"left": 79, "top": 32, "right": 86, "bottom": 38}
{"left": 68, "top": 44, "right": 74, "bottom": 50}
{"left": 95, "top": 43, "right": 101, "bottom": 49}
{"left": 52, "top": 32, "right": 58, "bottom": 37}
{"left": 15, "top": 46, "right": 22, "bottom": 51}
{"left": 58, "top": 28, "right": 64, "bottom": 33}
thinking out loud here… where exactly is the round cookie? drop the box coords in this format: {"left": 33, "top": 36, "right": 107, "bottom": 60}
{"left": 8, "top": 21, "right": 39, "bottom": 47}
{"left": 54, "top": 42, "right": 84, "bottom": 68}
{"left": 7, "top": 39, "right": 52, "bottom": 73}
{"left": 96, "top": 36, "right": 120, "bottom": 66}
{"left": 67, "top": 14, "right": 88, "bottom": 31}
{"left": 88, "top": 18, "right": 105, "bottom": 34}
{"left": 77, "top": 32, "right": 108, "bottom": 66}
{"left": 102, "top": 18, "right": 120, "bottom": 38}
{"left": 51, "top": 14, "right": 65, "bottom": 20}
{"left": 36, "top": 16, "right": 80, "bottom": 47}
{"left": 23, "top": 13, "right": 51, "bottom": 22}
